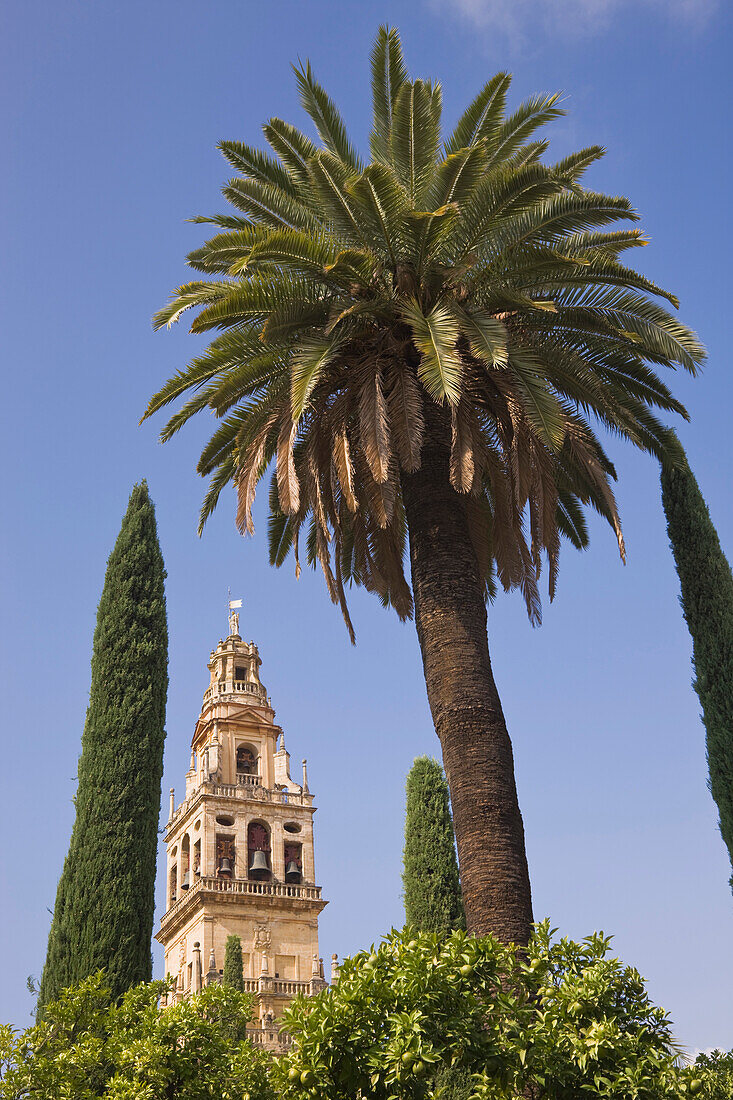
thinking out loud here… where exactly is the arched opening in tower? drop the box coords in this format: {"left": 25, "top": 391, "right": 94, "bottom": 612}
{"left": 247, "top": 821, "right": 272, "bottom": 881}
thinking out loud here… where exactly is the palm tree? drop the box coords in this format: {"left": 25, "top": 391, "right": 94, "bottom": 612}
{"left": 144, "top": 27, "right": 703, "bottom": 944}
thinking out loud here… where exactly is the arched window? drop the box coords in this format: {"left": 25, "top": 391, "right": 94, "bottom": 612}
{"left": 247, "top": 821, "right": 271, "bottom": 881}
{"left": 284, "top": 842, "right": 302, "bottom": 884}
{"left": 169, "top": 864, "right": 178, "bottom": 905}
{"left": 236, "top": 744, "right": 257, "bottom": 776}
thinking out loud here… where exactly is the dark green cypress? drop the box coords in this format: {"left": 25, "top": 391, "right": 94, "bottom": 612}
{"left": 223, "top": 935, "right": 244, "bottom": 991}
{"left": 661, "top": 459, "right": 733, "bottom": 886}
{"left": 403, "top": 757, "right": 465, "bottom": 932}
{"left": 38, "top": 482, "right": 168, "bottom": 1009}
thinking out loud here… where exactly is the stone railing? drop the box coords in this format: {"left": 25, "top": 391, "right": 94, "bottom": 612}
{"left": 236, "top": 773, "right": 261, "bottom": 787}
{"left": 204, "top": 782, "right": 303, "bottom": 806}
{"left": 246, "top": 1026, "right": 293, "bottom": 1051}
{"left": 167, "top": 781, "right": 310, "bottom": 833}
{"left": 161, "top": 876, "right": 322, "bottom": 924}
{"left": 197, "top": 876, "right": 322, "bottom": 901}
{"left": 203, "top": 680, "right": 268, "bottom": 705}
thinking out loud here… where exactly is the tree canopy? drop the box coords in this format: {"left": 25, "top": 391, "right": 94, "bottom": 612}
{"left": 403, "top": 757, "right": 465, "bottom": 932}
{"left": 144, "top": 24, "right": 703, "bottom": 637}
{"left": 661, "top": 459, "right": 733, "bottom": 887}
{"left": 39, "top": 482, "right": 168, "bottom": 1009}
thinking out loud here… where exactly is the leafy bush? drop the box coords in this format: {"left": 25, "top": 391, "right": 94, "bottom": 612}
{"left": 273, "top": 922, "right": 697, "bottom": 1100}
{"left": 692, "top": 1049, "right": 733, "bottom": 1099}
{"left": 0, "top": 973, "right": 273, "bottom": 1100}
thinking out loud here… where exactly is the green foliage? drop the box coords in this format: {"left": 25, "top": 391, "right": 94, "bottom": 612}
{"left": 145, "top": 25, "right": 703, "bottom": 636}
{"left": 38, "top": 482, "right": 168, "bottom": 1010}
{"left": 661, "top": 460, "right": 733, "bottom": 886}
{"left": 403, "top": 757, "right": 465, "bottom": 933}
{"left": 0, "top": 973, "right": 273, "bottom": 1100}
{"left": 224, "top": 935, "right": 245, "bottom": 992}
{"left": 272, "top": 922, "right": 693, "bottom": 1100}
{"left": 692, "top": 1049, "right": 733, "bottom": 1099}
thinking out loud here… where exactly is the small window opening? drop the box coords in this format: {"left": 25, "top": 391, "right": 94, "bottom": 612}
{"left": 237, "top": 745, "right": 257, "bottom": 775}
{"left": 216, "top": 834, "right": 235, "bottom": 878}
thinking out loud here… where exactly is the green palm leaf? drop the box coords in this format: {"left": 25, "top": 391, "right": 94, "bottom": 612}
{"left": 218, "top": 140, "right": 300, "bottom": 196}
{"left": 294, "top": 60, "right": 363, "bottom": 172}
{"left": 370, "top": 25, "right": 409, "bottom": 163}
{"left": 263, "top": 118, "right": 319, "bottom": 188}
{"left": 291, "top": 337, "right": 341, "bottom": 421}
{"left": 445, "top": 72, "right": 511, "bottom": 154}
{"left": 390, "top": 80, "right": 441, "bottom": 205}
{"left": 400, "top": 298, "right": 463, "bottom": 405}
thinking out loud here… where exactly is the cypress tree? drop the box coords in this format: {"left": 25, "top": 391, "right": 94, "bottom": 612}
{"left": 38, "top": 482, "right": 168, "bottom": 1009}
{"left": 661, "top": 459, "right": 733, "bottom": 886}
{"left": 403, "top": 757, "right": 465, "bottom": 932}
{"left": 223, "top": 935, "right": 244, "bottom": 991}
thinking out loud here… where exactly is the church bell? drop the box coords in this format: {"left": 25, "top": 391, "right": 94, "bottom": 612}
{"left": 249, "top": 850, "right": 269, "bottom": 877}
{"left": 181, "top": 871, "right": 190, "bottom": 889}
{"left": 285, "top": 861, "right": 301, "bottom": 883}
{"left": 218, "top": 857, "right": 232, "bottom": 874}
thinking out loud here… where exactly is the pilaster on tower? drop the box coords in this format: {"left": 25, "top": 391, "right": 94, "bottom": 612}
{"left": 157, "top": 612, "right": 328, "bottom": 1051}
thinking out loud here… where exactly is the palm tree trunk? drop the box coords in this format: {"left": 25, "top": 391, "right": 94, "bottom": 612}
{"left": 400, "top": 401, "right": 533, "bottom": 944}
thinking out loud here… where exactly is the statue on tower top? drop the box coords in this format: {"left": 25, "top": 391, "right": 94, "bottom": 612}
{"left": 228, "top": 597, "right": 242, "bottom": 637}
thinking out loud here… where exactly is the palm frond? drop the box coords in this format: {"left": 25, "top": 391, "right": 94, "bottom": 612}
{"left": 370, "top": 24, "right": 409, "bottom": 163}
{"left": 506, "top": 348, "right": 568, "bottom": 452}
{"left": 229, "top": 228, "right": 339, "bottom": 278}
{"left": 445, "top": 72, "right": 511, "bottom": 154}
{"left": 294, "top": 60, "right": 362, "bottom": 171}
{"left": 199, "top": 456, "right": 237, "bottom": 534}
{"left": 218, "top": 140, "right": 300, "bottom": 196}
{"left": 268, "top": 474, "right": 296, "bottom": 564}
{"left": 263, "top": 118, "right": 319, "bottom": 188}
{"left": 551, "top": 145, "right": 605, "bottom": 185}
{"left": 487, "top": 93, "right": 564, "bottom": 164}
{"left": 307, "top": 152, "right": 369, "bottom": 247}
{"left": 348, "top": 164, "right": 409, "bottom": 264}
{"left": 187, "top": 228, "right": 259, "bottom": 274}
{"left": 291, "top": 336, "right": 341, "bottom": 421}
{"left": 400, "top": 298, "right": 463, "bottom": 405}
{"left": 390, "top": 80, "right": 441, "bottom": 205}
{"left": 223, "top": 177, "right": 319, "bottom": 231}
{"left": 152, "top": 281, "right": 233, "bottom": 331}
{"left": 385, "top": 362, "right": 425, "bottom": 471}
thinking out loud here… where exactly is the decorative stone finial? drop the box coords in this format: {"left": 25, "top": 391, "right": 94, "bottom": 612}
{"left": 169, "top": 788, "right": 175, "bottom": 820}
{"left": 331, "top": 953, "right": 340, "bottom": 985}
{"left": 302, "top": 758, "right": 310, "bottom": 794}
{"left": 206, "top": 947, "right": 218, "bottom": 984}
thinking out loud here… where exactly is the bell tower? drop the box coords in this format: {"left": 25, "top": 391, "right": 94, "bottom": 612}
{"left": 156, "top": 608, "right": 328, "bottom": 1049}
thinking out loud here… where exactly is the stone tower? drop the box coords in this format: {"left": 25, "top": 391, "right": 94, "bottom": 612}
{"left": 156, "top": 610, "right": 328, "bottom": 1049}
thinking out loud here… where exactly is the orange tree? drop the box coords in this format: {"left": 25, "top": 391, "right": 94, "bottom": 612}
{"left": 144, "top": 27, "right": 703, "bottom": 943}
{"left": 272, "top": 924, "right": 696, "bottom": 1100}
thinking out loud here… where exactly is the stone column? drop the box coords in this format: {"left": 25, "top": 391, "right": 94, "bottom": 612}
{"left": 301, "top": 820, "right": 315, "bottom": 884}
{"left": 238, "top": 812, "right": 249, "bottom": 880}
{"left": 272, "top": 819, "right": 285, "bottom": 881}
{"left": 192, "top": 942, "right": 202, "bottom": 993}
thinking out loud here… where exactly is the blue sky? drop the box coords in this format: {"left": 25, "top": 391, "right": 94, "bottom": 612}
{"left": 1, "top": 0, "right": 731, "bottom": 1052}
